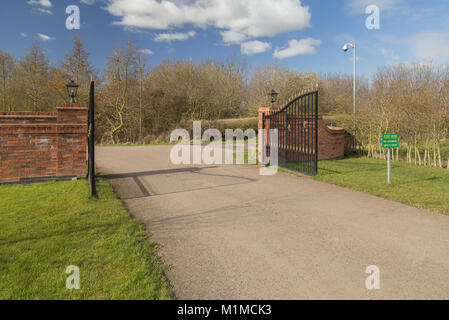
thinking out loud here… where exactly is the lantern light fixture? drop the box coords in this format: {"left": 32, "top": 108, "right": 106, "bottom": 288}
{"left": 66, "top": 80, "right": 79, "bottom": 104}
{"left": 268, "top": 89, "right": 278, "bottom": 107}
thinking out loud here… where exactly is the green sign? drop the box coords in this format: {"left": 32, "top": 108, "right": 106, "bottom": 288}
{"left": 382, "top": 134, "right": 399, "bottom": 148}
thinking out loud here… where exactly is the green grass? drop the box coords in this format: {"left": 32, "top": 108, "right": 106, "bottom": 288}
{"left": 0, "top": 179, "right": 172, "bottom": 300}
{"left": 315, "top": 156, "right": 449, "bottom": 215}
{"left": 235, "top": 148, "right": 258, "bottom": 164}
{"left": 99, "top": 139, "right": 258, "bottom": 147}
{"left": 98, "top": 141, "right": 178, "bottom": 147}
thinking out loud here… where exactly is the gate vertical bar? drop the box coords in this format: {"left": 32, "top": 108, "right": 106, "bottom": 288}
{"left": 88, "top": 79, "right": 97, "bottom": 198}
{"left": 262, "top": 112, "right": 265, "bottom": 163}
{"left": 294, "top": 100, "right": 298, "bottom": 171}
{"left": 307, "top": 93, "right": 310, "bottom": 173}
{"left": 310, "top": 94, "right": 313, "bottom": 173}
{"left": 314, "top": 91, "right": 318, "bottom": 175}
{"left": 286, "top": 107, "right": 289, "bottom": 158}
{"left": 268, "top": 111, "right": 271, "bottom": 149}
{"left": 287, "top": 106, "right": 290, "bottom": 159}
{"left": 309, "top": 94, "right": 313, "bottom": 174}
{"left": 282, "top": 109, "right": 284, "bottom": 153}
{"left": 300, "top": 96, "right": 304, "bottom": 173}
{"left": 309, "top": 93, "right": 312, "bottom": 174}
{"left": 309, "top": 94, "right": 315, "bottom": 174}
{"left": 285, "top": 108, "right": 288, "bottom": 163}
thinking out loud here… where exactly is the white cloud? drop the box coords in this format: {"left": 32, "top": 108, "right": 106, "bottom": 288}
{"left": 346, "top": 0, "right": 403, "bottom": 14}
{"left": 80, "top": 0, "right": 97, "bottom": 4}
{"left": 140, "top": 49, "right": 153, "bottom": 55}
{"left": 37, "top": 8, "right": 52, "bottom": 14}
{"left": 154, "top": 31, "right": 196, "bottom": 43}
{"left": 106, "top": 0, "right": 311, "bottom": 44}
{"left": 220, "top": 30, "right": 248, "bottom": 44}
{"left": 20, "top": 33, "right": 28, "bottom": 38}
{"left": 274, "top": 38, "right": 321, "bottom": 59}
{"left": 37, "top": 33, "right": 55, "bottom": 41}
{"left": 380, "top": 48, "right": 399, "bottom": 60}
{"left": 410, "top": 32, "right": 449, "bottom": 63}
{"left": 241, "top": 40, "right": 271, "bottom": 56}
{"left": 27, "top": 0, "right": 52, "bottom": 7}
{"left": 28, "top": 0, "right": 52, "bottom": 14}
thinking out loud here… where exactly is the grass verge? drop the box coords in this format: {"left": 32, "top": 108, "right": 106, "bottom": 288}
{"left": 98, "top": 142, "right": 178, "bottom": 147}
{"left": 99, "top": 139, "right": 258, "bottom": 148}
{"left": 0, "top": 179, "right": 172, "bottom": 300}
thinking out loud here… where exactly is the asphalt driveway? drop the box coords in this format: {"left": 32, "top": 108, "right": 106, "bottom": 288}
{"left": 97, "top": 146, "right": 449, "bottom": 299}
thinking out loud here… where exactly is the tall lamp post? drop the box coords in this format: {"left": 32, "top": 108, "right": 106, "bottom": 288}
{"left": 268, "top": 89, "right": 278, "bottom": 108}
{"left": 343, "top": 41, "right": 357, "bottom": 153}
{"left": 66, "top": 80, "right": 79, "bottom": 103}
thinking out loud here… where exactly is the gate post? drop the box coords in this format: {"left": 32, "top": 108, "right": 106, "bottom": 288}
{"left": 88, "top": 80, "right": 97, "bottom": 198}
{"left": 258, "top": 107, "right": 271, "bottom": 164}
{"left": 314, "top": 91, "right": 319, "bottom": 175}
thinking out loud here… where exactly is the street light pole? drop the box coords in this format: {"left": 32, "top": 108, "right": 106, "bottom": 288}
{"left": 343, "top": 41, "right": 357, "bottom": 153}
{"left": 352, "top": 41, "right": 357, "bottom": 153}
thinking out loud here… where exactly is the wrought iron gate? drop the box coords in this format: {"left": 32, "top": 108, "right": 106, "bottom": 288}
{"left": 262, "top": 90, "right": 318, "bottom": 176}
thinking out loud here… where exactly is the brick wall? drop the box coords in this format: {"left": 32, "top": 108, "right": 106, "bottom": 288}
{"left": 318, "top": 122, "right": 345, "bottom": 160}
{"left": 0, "top": 105, "right": 88, "bottom": 184}
{"left": 258, "top": 107, "right": 345, "bottom": 161}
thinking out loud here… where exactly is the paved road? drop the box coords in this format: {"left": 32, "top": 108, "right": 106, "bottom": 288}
{"left": 97, "top": 146, "right": 449, "bottom": 300}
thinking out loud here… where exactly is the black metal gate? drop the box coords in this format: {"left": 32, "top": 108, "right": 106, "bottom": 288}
{"left": 262, "top": 90, "right": 318, "bottom": 176}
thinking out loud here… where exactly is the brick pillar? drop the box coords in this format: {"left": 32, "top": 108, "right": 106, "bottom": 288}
{"left": 258, "top": 107, "right": 271, "bottom": 163}
{"left": 56, "top": 104, "right": 88, "bottom": 178}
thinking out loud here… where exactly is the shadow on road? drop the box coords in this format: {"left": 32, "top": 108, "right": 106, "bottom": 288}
{"left": 100, "top": 166, "right": 257, "bottom": 200}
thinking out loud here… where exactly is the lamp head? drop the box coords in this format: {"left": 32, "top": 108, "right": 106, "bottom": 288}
{"left": 268, "top": 89, "right": 278, "bottom": 104}
{"left": 343, "top": 42, "right": 355, "bottom": 52}
{"left": 66, "top": 80, "right": 79, "bottom": 103}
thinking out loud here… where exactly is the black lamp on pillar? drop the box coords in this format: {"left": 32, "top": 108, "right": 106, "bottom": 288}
{"left": 268, "top": 89, "right": 278, "bottom": 108}
{"left": 66, "top": 80, "right": 79, "bottom": 103}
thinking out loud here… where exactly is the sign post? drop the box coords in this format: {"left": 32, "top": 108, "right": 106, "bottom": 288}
{"left": 382, "top": 134, "right": 399, "bottom": 185}
{"left": 388, "top": 148, "right": 391, "bottom": 184}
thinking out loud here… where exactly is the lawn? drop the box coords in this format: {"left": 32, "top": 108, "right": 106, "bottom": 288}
{"left": 315, "top": 156, "right": 449, "bottom": 215}
{"left": 99, "top": 138, "right": 258, "bottom": 147}
{"left": 98, "top": 141, "right": 178, "bottom": 147}
{"left": 0, "top": 179, "right": 172, "bottom": 300}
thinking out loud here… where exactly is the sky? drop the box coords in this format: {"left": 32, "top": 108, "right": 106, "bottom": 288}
{"left": 1, "top": 0, "right": 449, "bottom": 77}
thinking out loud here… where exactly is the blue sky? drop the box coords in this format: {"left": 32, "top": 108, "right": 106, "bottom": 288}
{"left": 1, "top": 0, "right": 449, "bottom": 77}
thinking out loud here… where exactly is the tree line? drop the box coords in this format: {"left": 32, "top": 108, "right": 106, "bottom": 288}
{"left": 1, "top": 37, "right": 448, "bottom": 168}
{"left": 355, "top": 63, "right": 449, "bottom": 168}
{"left": 0, "top": 37, "right": 321, "bottom": 143}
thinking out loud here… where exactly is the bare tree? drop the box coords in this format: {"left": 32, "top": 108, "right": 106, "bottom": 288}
{"left": 15, "top": 44, "right": 50, "bottom": 111}
{"left": 99, "top": 39, "right": 138, "bottom": 143}
{"left": 0, "top": 50, "right": 15, "bottom": 111}
{"left": 47, "top": 36, "right": 95, "bottom": 105}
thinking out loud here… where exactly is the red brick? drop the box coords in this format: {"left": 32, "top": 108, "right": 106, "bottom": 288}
{"left": 0, "top": 105, "right": 87, "bottom": 183}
